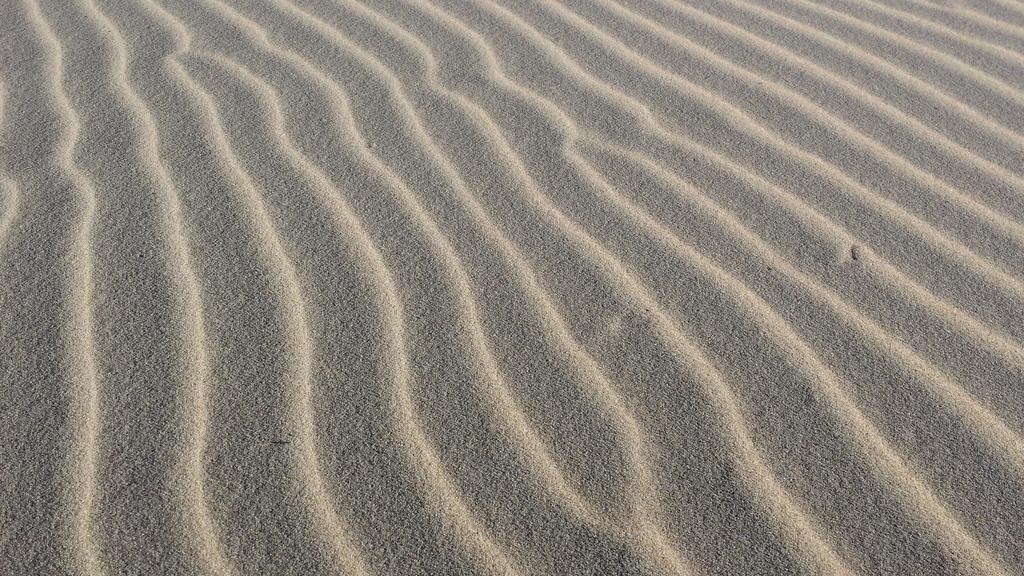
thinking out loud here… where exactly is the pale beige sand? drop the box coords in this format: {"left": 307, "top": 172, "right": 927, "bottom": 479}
{"left": 2, "top": 0, "right": 1024, "bottom": 574}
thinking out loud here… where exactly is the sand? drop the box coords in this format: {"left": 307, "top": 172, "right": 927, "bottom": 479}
{"left": 1, "top": 0, "right": 1023, "bottom": 573}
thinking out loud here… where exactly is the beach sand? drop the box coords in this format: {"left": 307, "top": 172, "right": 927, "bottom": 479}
{"left": 2, "top": 0, "right": 1024, "bottom": 574}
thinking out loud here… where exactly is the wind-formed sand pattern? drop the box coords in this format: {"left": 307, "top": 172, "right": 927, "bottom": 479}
{"left": 2, "top": 0, "right": 1024, "bottom": 573}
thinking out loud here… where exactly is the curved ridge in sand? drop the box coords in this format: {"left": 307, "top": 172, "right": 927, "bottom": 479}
{"left": 2, "top": 0, "right": 1023, "bottom": 574}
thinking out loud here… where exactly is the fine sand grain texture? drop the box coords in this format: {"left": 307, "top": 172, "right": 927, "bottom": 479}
{"left": 2, "top": 0, "right": 1024, "bottom": 574}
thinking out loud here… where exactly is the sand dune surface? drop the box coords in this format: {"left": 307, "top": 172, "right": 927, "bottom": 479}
{"left": 2, "top": 0, "right": 1024, "bottom": 574}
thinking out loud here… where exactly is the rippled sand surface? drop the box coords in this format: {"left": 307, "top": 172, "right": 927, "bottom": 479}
{"left": 2, "top": 0, "right": 1024, "bottom": 574}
